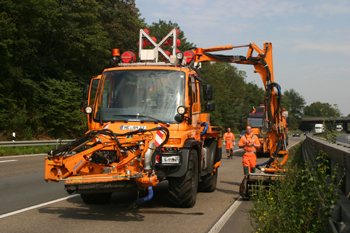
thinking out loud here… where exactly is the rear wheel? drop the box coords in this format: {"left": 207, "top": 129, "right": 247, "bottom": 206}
{"left": 199, "top": 141, "right": 219, "bottom": 192}
{"left": 168, "top": 150, "right": 198, "bottom": 208}
{"left": 198, "top": 168, "right": 218, "bottom": 192}
{"left": 81, "top": 193, "right": 112, "bottom": 204}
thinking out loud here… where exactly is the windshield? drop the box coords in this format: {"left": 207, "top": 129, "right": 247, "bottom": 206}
{"left": 94, "top": 69, "right": 185, "bottom": 123}
{"left": 248, "top": 117, "right": 263, "bottom": 128}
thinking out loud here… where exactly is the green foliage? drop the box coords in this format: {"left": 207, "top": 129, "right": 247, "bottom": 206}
{"left": 321, "top": 105, "right": 341, "bottom": 143}
{"left": 0, "top": 145, "right": 55, "bottom": 156}
{"left": 304, "top": 101, "right": 341, "bottom": 117}
{"left": 97, "top": 0, "right": 146, "bottom": 54}
{"left": 283, "top": 89, "right": 306, "bottom": 130}
{"left": 252, "top": 145, "right": 339, "bottom": 232}
{"left": 0, "top": 0, "right": 145, "bottom": 139}
{"left": 1, "top": 1, "right": 338, "bottom": 139}
{"left": 200, "top": 63, "right": 265, "bottom": 132}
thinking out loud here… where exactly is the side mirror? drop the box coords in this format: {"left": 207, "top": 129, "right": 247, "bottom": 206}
{"left": 205, "top": 102, "right": 215, "bottom": 111}
{"left": 83, "top": 84, "right": 89, "bottom": 101}
{"left": 203, "top": 84, "right": 212, "bottom": 101}
{"left": 240, "top": 116, "right": 244, "bottom": 127}
{"left": 174, "top": 114, "right": 183, "bottom": 123}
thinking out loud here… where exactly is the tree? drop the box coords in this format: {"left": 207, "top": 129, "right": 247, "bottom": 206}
{"left": 96, "top": 0, "right": 146, "bottom": 59}
{"left": 283, "top": 89, "right": 306, "bottom": 130}
{"left": 200, "top": 62, "right": 265, "bottom": 132}
{"left": 284, "top": 89, "right": 306, "bottom": 117}
{"left": 0, "top": 0, "right": 145, "bottom": 139}
{"left": 304, "top": 102, "right": 341, "bottom": 117}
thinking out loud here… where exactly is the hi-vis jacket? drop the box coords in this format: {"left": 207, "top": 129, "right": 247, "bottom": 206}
{"left": 239, "top": 133, "right": 260, "bottom": 154}
{"left": 224, "top": 132, "right": 235, "bottom": 149}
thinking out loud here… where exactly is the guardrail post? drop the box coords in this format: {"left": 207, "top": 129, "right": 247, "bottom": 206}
{"left": 56, "top": 138, "right": 62, "bottom": 149}
{"left": 346, "top": 170, "right": 350, "bottom": 198}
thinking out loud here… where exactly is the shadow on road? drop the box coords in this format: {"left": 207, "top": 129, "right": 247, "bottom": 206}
{"left": 37, "top": 181, "right": 205, "bottom": 220}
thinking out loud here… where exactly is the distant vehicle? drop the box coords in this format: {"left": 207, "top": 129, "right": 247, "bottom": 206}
{"left": 304, "top": 131, "right": 309, "bottom": 135}
{"left": 310, "top": 130, "right": 315, "bottom": 134}
{"left": 336, "top": 125, "right": 343, "bottom": 132}
{"left": 240, "top": 130, "right": 246, "bottom": 137}
{"left": 293, "top": 131, "right": 300, "bottom": 137}
{"left": 315, "top": 124, "right": 324, "bottom": 133}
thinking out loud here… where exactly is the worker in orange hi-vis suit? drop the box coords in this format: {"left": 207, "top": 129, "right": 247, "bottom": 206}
{"left": 239, "top": 125, "right": 261, "bottom": 175}
{"left": 223, "top": 128, "right": 235, "bottom": 159}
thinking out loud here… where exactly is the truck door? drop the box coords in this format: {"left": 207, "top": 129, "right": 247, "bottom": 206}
{"left": 189, "top": 75, "right": 200, "bottom": 127}
{"left": 88, "top": 76, "right": 101, "bottom": 129}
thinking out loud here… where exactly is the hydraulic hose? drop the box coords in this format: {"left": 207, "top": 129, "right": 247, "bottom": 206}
{"left": 133, "top": 186, "right": 154, "bottom": 207}
{"left": 255, "top": 157, "right": 274, "bottom": 169}
{"left": 200, "top": 122, "right": 209, "bottom": 137}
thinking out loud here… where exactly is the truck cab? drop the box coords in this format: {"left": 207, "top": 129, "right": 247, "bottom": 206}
{"left": 336, "top": 125, "right": 343, "bottom": 132}
{"left": 315, "top": 124, "right": 325, "bottom": 133}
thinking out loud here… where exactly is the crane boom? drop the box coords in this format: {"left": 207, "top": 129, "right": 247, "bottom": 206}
{"left": 192, "top": 42, "right": 288, "bottom": 174}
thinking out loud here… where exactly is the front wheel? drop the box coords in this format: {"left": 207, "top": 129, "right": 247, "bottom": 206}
{"left": 168, "top": 150, "right": 198, "bottom": 208}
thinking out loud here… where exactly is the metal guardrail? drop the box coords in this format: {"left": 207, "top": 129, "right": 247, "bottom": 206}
{"left": 305, "top": 135, "right": 350, "bottom": 233}
{"left": 0, "top": 139, "right": 74, "bottom": 148}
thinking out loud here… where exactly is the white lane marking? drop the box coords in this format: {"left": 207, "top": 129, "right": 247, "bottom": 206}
{"left": 0, "top": 153, "right": 46, "bottom": 159}
{"left": 287, "top": 141, "right": 301, "bottom": 149}
{"left": 0, "top": 160, "right": 17, "bottom": 163}
{"left": 208, "top": 197, "right": 243, "bottom": 233}
{"left": 0, "top": 194, "right": 80, "bottom": 219}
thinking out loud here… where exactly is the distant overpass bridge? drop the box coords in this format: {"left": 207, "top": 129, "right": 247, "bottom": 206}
{"left": 301, "top": 117, "right": 350, "bottom": 131}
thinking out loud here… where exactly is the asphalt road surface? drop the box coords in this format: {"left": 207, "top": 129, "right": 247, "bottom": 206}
{"left": 0, "top": 136, "right": 304, "bottom": 233}
{"left": 337, "top": 133, "right": 350, "bottom": 144}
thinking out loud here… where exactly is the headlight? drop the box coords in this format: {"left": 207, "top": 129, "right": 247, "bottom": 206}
{"left": 85, "top": 106, "right": 93, "bottom": 114}
{"left": 176, "top": 52, "right": 183, "bottom": 60}
{"left": 177, "top": 106, "right": 188, "bottom": 115}
{"left": 162, "top": 155, "right": 180, "bottom": 164}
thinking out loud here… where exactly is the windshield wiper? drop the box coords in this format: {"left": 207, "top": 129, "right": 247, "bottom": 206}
{"left": 113, "top": 114, "right": 169, "bottom": 126}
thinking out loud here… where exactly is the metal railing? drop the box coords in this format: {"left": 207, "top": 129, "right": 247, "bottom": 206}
{"left": 0, "top": 139, "right": 74, "bottom": 148}
{"left": 305, "top": 135, "right": 350, "bottom": 233}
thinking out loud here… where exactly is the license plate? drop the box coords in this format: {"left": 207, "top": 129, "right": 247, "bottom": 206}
{"left": 120, "top": 125, "right": 146, "bottom": 130}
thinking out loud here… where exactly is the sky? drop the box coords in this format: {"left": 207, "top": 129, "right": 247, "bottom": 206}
{"left": 135, "top": 0, "right": 350, "bottom": 116}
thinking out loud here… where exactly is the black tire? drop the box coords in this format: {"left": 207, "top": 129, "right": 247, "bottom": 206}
{"left": 198, "top": 168, "right": 218, "bottom": 192}
{"left": 199, "top": 140, "right": 219, "bottom": 192}
{"left": 168, "top": 150, "right": 198, "bottom": 208}
{"left": 81, "top": 192, "right": 112, "bottom": 204}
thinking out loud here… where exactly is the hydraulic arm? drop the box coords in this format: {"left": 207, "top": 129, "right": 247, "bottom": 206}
{"left": 192, "top": 43, "right": 289, "bottom": 173}
{"left": 45, "top": 127, "right": 169, "bottom": 188}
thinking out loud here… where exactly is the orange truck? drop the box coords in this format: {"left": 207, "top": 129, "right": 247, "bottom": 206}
{"left": 45, "top": 28, "right": 289, "bottom": 202}
{"left": 247, "top": 105, "right": 289, "bottom": 156}
{"left": 45, "top": 29, "right": 222, "bottom": 208}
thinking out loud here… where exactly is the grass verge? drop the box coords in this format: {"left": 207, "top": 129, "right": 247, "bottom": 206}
{"left": 251, "top": 142, "right": 339, "bottom": 232}
{"left": 0, "top": 145, "right": 55, "bottom": 156}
